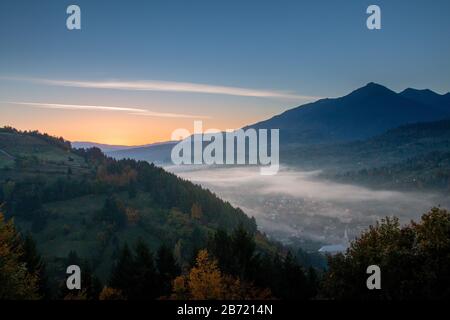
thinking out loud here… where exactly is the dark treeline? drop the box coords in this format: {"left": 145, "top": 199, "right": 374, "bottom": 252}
{"left": 206, "top": 226, "right": 318, "bottom": 300}
{"left": 0, "top": 212, "right": 316, "bottom": 300}
{"left": 62, "top": 225, "right": 317, "bottom": 300}
{"left": 2, "top": 207, "right": 450, "bottom": 300}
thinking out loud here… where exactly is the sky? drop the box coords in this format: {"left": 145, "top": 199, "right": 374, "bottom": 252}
{"left": 1, "top": 0, "right": 450, "bottom": 145}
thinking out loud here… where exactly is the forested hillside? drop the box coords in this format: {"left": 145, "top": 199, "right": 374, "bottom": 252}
{"left": 0, "top": 128, "right": 253, "bottom": 280}
{"left": 281, "top": 120, "right": 450, "bottom": 192}
{"left": 1, "top": 127, "right": 450, "bottom": 300}
{"left": 0, "top": 127, "right": 318, "bottom": 299}
{"left": 332, "top": 151, "right": 450, "bottom": 192}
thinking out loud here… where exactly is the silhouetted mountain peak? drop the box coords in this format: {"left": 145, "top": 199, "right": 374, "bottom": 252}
{"left": 366, "top": 82, "right": 385, "bottom": 89}
{"left": 248, "top": 82, "right": 450, "bottom": 145}
{"left": 399, "top": 88, "right": 450, "bottom": 112}
{"left": 400, "top": 87, "right": 440, "bottom": 97}
{"left": 347, "top": 82, "right": 396, "bottom": 99}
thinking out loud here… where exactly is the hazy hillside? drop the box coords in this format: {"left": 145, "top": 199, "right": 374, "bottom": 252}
{"left": 332, "top": 151, "right": 450, "bottom": 192}
{"left": 280, "top": 120, "right": 450, "bottom": 192}
{"left": 106, "top": 141, "right": 177, "bottom": 164}
{"left": 71, "top": 142, "right": 144, "bottom": 153}
{"left": 283, "top": 119, "right": 450, "bottom": 171}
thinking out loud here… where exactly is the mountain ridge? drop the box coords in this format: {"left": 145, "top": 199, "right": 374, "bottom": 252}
{"left": 247, "top": 82, "right": 450, "bottom": 144}
{"left": 78, "top": 83, "right": 450, "bottom": 165}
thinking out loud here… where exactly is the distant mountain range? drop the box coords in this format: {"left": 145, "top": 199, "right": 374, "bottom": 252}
{"left": 105, "top": 141, "right": 177, "bottom": 164}
{"left": 72, "top": 141, "right": 177, "bottom": 164}
{"left": 400, "top": 88, "right": 450, "bottom": 113}
{"left": 85, "top": 83, "right": 450, "bottom": 165}
{"left": 71, "top": 142, "right": 131, "bottom": 152}
{"left": 247, "top": 82, "right": 450, "bottom": 144}
{"left": 72, "top": 141, "right": 155, "bottom": 152}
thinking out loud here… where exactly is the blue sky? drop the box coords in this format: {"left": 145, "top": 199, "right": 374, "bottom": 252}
{"left": 1, "top": 0, "right": 450, "bottom": 144}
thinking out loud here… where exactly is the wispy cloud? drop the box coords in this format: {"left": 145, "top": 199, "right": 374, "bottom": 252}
{"left": 1, "top": 101, "right": 209, "bottom": 119}
{"left": 4, "top": 77, "right": 320, "bottom": 100}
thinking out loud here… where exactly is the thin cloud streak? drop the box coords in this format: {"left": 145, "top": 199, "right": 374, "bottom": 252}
{"left": 1, "top": 101, "right": 210, "bottom": 119}
{"left": 8, "top": 77, "right": 320, "bottom": 100}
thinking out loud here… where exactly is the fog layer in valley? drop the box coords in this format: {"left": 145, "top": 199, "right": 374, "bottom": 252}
{"left": 167, "top": 165, "right": 449, "bottom": 247}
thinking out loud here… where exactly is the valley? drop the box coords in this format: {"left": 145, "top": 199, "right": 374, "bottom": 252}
{"left": 103, "top": 83, "right": 450, "bottom": 250}
{"left": 169, "top": 165, "right": 449, "bottom": 247}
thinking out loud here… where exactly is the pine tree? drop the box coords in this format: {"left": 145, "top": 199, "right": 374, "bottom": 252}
{"left": 280, "top": 251, "right": 308, "bottom": 300}
{"left": 66, "top": 250, "right": 80, "bottom": 266}
{"left": 132, "top": 239, "right": 158, "bottom": 299}
{"left": 156, "top": 244, "right": 180, "bottom": 296}
{"left": 81, "top": 261, "right": 102, "bottom": 300}
{"left": 208, "top": 229, "right": 233, "bottom": 274}
{"left": 21, "top": 233, "right": 50, "bottom": 299}
{"left": 59, "top": 251, "right": 101, "bottom": 300}
{"left": 230, "top": 224, "right": 256, "bottom": 278}
{"left": 306, "top": 267, "right": 319, "bottom": 298}
{"left": 102, "top": 195, "right": 127, "bottom": 229}
{"left": 109, "top": 243, "right": 135, "bottom": 298}
{"left": 0, "top": 213, "right": 40, "bottom": 299}
{"left": 128, "top": 181, "right": 137, "bottom": 199}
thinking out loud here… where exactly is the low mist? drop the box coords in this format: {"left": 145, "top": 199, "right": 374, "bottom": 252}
{"left": 167, "top": 165, "right": 449, "bottom": 246}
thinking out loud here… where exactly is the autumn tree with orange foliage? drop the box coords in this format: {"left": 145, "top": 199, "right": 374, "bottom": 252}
{"left": 321, "top": 207, "right": 450, "bottom": 300}
{"left": 99, "top": 287, "right": 125, "bottom": 300}
{"left": 96, "top": 164, "right": 137, "bottom": 187}
{"left": 171, "top": 249, "right": 272, "bottom": 300}
{"left": 190, "top": 203, "right": 202, "bottom": 220}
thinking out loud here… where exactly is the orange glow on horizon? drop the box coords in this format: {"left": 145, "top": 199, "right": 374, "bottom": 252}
{"left": 1, "top": 109, "right": 259, "bottom": 146}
